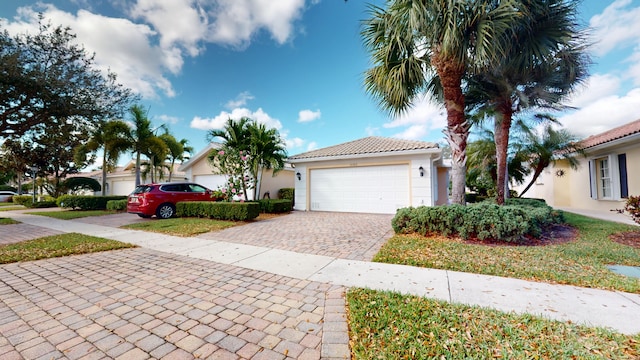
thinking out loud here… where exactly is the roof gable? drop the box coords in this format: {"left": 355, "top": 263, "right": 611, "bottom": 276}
{"left": 288, "top": 136, "right": 439, "bottom": 161}
{"left": 579, "top": 118, "right": 640, "bottom": 149}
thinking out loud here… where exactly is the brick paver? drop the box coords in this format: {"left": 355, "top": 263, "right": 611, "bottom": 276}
{"left": 0, "top": 247, "right": 351, "bottom": 359}
{"left": 198, "top": 211, "right": 394, "bottom": 260}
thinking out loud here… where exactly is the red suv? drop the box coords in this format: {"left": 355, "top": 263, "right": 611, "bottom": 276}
{"left": 127, "top": 182, "right": 213, "bottom": 219}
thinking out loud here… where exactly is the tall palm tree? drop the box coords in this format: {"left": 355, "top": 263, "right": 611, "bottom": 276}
{"left": 466, "top": 0, "right": 589, "bottom": 204}
{"left": 160, "top": 133, "right": 193, "bottom": 182}
{"left": 207, "top": 117, "right": 252, "bottom": 151}
{"left": 247, "top": 122, "right": 287, "bottom": 200}
{"left": 127, "top": 105, "right": 167, "bottom": 186}
{"left": 361, "top": 0, "right": 520, "bottom": 204}
{"left": 75, "top": 120, "right": 131, "bottom": 195}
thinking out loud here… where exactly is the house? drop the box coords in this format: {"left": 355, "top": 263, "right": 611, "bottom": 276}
{"left": 73, "top": 160, "right": 189, "bottom": 196}
{"left": 287, "top": 136, "right": 449, "bottom": 214}
{"left": 178, "top": 142, "right": 294, "bottom": 200}
{"left": 513, "top": 118, "right": 640, "bottom": 212}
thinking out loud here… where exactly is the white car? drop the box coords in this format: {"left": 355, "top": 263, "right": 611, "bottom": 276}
{"left": 0, "top": 191, "right": 18, "bottom": 202}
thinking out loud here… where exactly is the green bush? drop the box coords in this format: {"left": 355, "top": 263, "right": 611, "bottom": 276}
{"left": 505, "top": 197, "right": 547, "bottom": 207}
{"left": 30, "top": 201, "right": 58, "bottom": 208}
{"left": 392, "top": 202, "right": 563, "bottom": 243}
{"left": 106, "top": 199, "right": 128, "bottom": 211}
{"left": 12, "top": 195, "right": 34, "bottom": 206}
{"left": 176, "top": 201, "right": 260, "bottom": 221}
{"left": 12, "top": 195, "right": 57, "bottom": 208}
{"left": 57, "top": 195, "right": 127, "bottom": 210}
{"left": 278, "top": 188, "right": 294, "bottom": 206}
{"left": 258, "top": 199, "right": 292, "bottom": 213}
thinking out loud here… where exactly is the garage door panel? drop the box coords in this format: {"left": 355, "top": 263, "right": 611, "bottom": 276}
{"left": 310, "top": 165, "right": 409, "bottom": 214}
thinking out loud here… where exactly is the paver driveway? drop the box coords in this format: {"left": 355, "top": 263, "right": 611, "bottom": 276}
{"left": 1, "top": 211, "right": 393, "bottom": 359}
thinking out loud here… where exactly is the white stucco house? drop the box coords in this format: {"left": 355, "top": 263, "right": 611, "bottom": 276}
{"left": 287, "top": 136, "right": 449, "bottom": 214}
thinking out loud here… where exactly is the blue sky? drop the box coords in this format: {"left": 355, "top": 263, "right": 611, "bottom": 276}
{"left": 1, "top": 0, "right": 639, "bottom": 165}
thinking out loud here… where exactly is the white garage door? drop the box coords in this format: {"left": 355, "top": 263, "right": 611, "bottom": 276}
{"left": 194, "top": 174, "right": 227, "bottom": 191}
{"left": 310, "top": 164, "right": 409, "bottom": 214}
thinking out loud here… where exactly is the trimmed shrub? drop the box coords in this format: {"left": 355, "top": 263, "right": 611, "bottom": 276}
{"left": 176, "top": 201, "right": 260, "bottom": 221}
{"left": 12, "top": 195, "right": 57, "bottom": 208}
{"left": 57, "top": 195, "right": 127, "bottom": 210}
{"left": 12, "top": 195, "right": 32, "bottom": 206}
{"left": 278, "top": 188, "right": 294, "bottom": 206}
{"left": 106, "top": 199, "right": 128, "bottom": 211}
{"left": 0, "top": 185, "right": 17, "bottom": 192}
{"left": 392, "top": 202, "right": 563, "bottom": 243}
{"left": 505, "top": 197, "right": 547, "bottom": 207}
{"left": 30, "top": 201, "right": 58, "bottom": 208}
{"left": 258, "top": 199, "right": 292, "bottom": 213}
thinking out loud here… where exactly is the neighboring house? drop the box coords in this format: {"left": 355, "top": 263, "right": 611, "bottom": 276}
{"left": 513, "top": 118, "right": 640, "bottom": 212}
{"left": 70, "top": 160, "right": 189, "bottom": 196}
{"left": 178, "top": 142, "right": 294, "bottom": 200}
{"left": 287, "top": 136, "right": 449, "bottom": 214}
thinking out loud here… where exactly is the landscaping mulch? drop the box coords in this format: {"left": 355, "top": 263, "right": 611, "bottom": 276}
{"left": 610, "top": 230, "right": 640, "bottom": 249}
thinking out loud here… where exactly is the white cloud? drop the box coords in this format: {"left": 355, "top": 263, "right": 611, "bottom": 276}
{"left": 298, "top": 109, "right": 321, "bottom": 123}
{"left": 206, "top": 0, "right": 306, "bottom": 47}
{"left": 155, "top": 114, "right": 180, "bottom": 125}
{"left": 3, "top": 4, "right": 176, "bottom": 98}
{"left": 565, "top": 73, "right": 621, "bottom": 108}
{"left": 559, "top": 87, "right": 640, "bottom": 138}
{"left": 589, "top": 0, "right": 640, "bottom": 56}
{"left": 225, "top": 92, "right": 255, "bottom": 109}
{"left": 365, "top": 126, "right": 380, "bottom": 136}
{"left": 285, "top": 137, "right": 305, "bottom": 148}
{"left": 391, "top": 125, "right": 430, "bottom": 141}
{"left": 306, "top": 141, "right": 318, "bottom": 151}
{"left": 190, "top": 107, "right": 283, "bottom": 131}
{"left": 381, "top": 96, "right": 446, "bottom": 140}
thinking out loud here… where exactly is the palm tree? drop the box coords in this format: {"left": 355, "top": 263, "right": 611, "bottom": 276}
{"left": 127, "top": 105, "right": 167, "bottom": 186}
{"left": 247, "top": 122, "right": 287, "bottom": 200}
{"left": 516, "top": 122, "right": 582, "bottom": 197}
{"left": 75, "top": 120, "right": 131, "bottom": 195}
{"left": 466, "top": 0, "right": 589, "bottom": 204}
{"left": 361, "top": 0, "right": 521, "bottom": 204}
{"left": 207, "top": 117, "right": 252, "bottom": 151}
{"left": 159, "top": 133, "right": 193, "bottom": 182}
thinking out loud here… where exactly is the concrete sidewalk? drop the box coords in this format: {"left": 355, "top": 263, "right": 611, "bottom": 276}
{"left": 5, "top": 212, "right": 640, "bottom": 335}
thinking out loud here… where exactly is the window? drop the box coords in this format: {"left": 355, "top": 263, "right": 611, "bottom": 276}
{"left": 589, "top": 153, "right": 628, "bottom": 200}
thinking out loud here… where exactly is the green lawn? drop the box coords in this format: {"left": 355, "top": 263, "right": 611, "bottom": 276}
{"left": 347, "top": 288, "right": 640, "bottom": 359}
{"left": 25, "top": 209, "right": 118, "bottom": 219}
{"left": 374, "top": 212, "right": 640, "bottom": 293}
{"left": 0, "top": 233, "right": 135, "bottom": 264}
{"left": 122, "top": 217, "right": 238, "bottom": 236}
{"left": 0, "top": 218, "right": 19, "bottom": 225}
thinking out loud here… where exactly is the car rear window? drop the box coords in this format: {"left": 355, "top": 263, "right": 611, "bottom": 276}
{"left": 131, "top": 185, "right": 153, "bottom": 194}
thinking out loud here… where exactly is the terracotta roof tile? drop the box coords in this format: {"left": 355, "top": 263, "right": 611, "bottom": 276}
{"left": 579, "top": 118, "right": 640, "bottom": 149}
{"left": 288, "top": 136, "right": 438, "bottom": 160}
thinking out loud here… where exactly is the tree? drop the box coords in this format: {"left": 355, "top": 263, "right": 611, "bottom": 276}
{"left": 247, "top": 122, "right": 287, "bottom": 200}
{"left": 516, "top": 122, "right": 582, "bottom": 197}
{"left": 160, "top": 133, "right": 193, "bottom": 182}
{"left": 207, "top": 117, "right": 287, "bottom": 200}
{"left": 361, "top": 0, "right": 522, "bottom": 205}
{"left": 127, "top": 105, "right": 167, "bottom": 186}
{"left": 0, "top": 17, "right": 135, "bottom": 140}
{"left": 465, "top": 0, "right": 589, "bottom": 204}
{"left": 74, "top": 120, "right": 132, "bottom": 195}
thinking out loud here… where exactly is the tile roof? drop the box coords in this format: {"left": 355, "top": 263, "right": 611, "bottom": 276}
{"left": 288, "top": 136, "right": 439, "bottom": 160}
{"left": 579, "top": 118, "right": 640, "bottom": 149}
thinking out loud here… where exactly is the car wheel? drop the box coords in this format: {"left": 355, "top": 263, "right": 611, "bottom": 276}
{"left": 137, "top": 214, "right": 152, "bottom": 218}
{"left": 156, "top": 203, "right": 176, "bottom": 219}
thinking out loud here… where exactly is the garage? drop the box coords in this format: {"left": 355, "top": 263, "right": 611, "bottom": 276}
{"left": 288, "top": 136, "right": 449, "bottom": 214}
{"left": 194, "top": 174, "right": 227, "bottom": 191}
{"left": 310, "top": 165, "right": 410, "bottom": 214}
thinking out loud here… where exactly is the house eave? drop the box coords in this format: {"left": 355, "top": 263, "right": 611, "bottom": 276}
{"left": 288, "top": 148, "right": 441, "bottom": 163}
{"left": 582, "top": 132, "right": 640, "bottom": 154}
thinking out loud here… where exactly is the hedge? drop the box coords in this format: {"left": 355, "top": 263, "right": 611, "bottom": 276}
{"left": 106, "top": 199, "right": 128, "bottom": 211}
{"left": 278, "top": 188, "right": 294, "bottom": 206}
{"left": 258, "top": 199, "right": 292, "bottom": 213}
{"left": 176, "top": 201, "right": 260, "bottom": 221}
{"left": 12, "top": 195, "right": 57, "bottom": 208}
{"left": 392, "top": 202, "right": 564, "bottom": 243}
{"left": 57, "top": 195, "right": 127, "bottom": 210}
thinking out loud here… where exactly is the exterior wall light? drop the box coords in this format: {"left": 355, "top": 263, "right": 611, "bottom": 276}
{"left": 419, "top": 166, "right": 424, "bottom": 177}
{"left": 296, "top": 172, "right": 301, "bottom": 181}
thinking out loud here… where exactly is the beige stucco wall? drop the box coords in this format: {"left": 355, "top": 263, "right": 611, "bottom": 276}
{"left": 258, "top": 169, "right": 294, "bottom": 199}
{"left": 626, "top": 146, "right": 640, "bottom": 196}
{"left": 435, "top": 167, "right": 449, "bottom": 205}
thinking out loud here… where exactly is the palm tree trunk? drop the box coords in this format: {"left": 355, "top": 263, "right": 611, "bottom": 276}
{"left": 433, "top": 51, "right": 468, "bottom": 205}
{"left": 494, "top": 106, "right": 513, "bottom": 205}
{"left": 518, "top": 163, "right": 546, "bottom": 198}
{"left": 135, "top": 152, "right": 141, "bottom": 186}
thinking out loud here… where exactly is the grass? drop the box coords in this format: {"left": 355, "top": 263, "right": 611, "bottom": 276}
{"left": 122, "top": 217, "right": 238, "bottom": 236}
{"left": 0, "top": 233, "right": 135, "bottom": 264}
{"left": 374, "top": 212, "right": 640, "bottom": 293}
{"left": 347, "top": 288, "right": 640, "bottom": 359}
{"left": 25, "top": 209, "right": 118, "bottom": 219}
{"left": 0, "top": 204, "right": 25, "bottom": 211}
{"left": 0, "top": 218, "right": 19, "bottom": 225}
